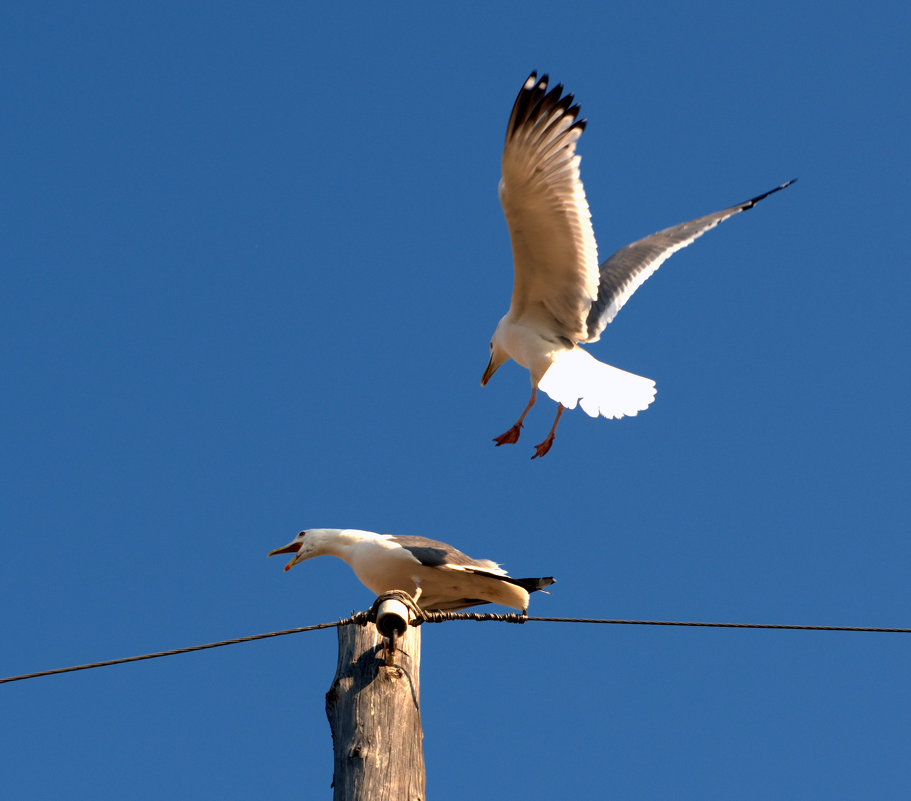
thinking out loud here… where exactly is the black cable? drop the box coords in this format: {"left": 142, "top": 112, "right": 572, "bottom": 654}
{"left": 421, "top": 611, "right": 911, "bottom": 632}
{"left": 0, "top": 616, "right": 367, "bottom": 685}
{"left": 3, "top": 611, "right": 909, "bottom": 685}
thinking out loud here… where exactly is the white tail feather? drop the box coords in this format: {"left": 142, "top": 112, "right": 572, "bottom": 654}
{"left": 537, "top": 347, "right": 657, "bottom": 419}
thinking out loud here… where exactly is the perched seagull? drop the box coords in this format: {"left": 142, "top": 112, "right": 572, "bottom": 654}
{"left": 482, "top": 71, "right": 795, "bottom": 458}
{"left": 268, "top": 528, "right": 554, "bottom": 613}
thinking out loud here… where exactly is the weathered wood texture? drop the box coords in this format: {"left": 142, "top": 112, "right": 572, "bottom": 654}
{"left": 325, "top": 621, "right": 424, "bottom": 801}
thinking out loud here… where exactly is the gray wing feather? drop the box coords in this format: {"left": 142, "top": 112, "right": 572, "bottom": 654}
{"left": 399, "top": 545, "right": 449, "bottom": 568}
{"left": 389, "top": 535, "right": 501, "bottom": 571}
{"left": 585, "top": 180, "right": 795, "bottom": 342}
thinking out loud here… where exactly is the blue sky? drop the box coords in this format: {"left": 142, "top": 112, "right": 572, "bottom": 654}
{"left": 3, "top": 2, "right": 910, "bottom": 798}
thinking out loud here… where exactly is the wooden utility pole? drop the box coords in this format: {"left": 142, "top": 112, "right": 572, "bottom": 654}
{"left": 325, "top": 616, "right": 424, "bottom": 801}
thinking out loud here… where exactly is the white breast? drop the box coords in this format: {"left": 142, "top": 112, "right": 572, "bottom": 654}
{"left": 501, "top": 316, "right": 567, "bottom": 383}
{"left": 345, "top": 539, "right": 421, "bottom": 595}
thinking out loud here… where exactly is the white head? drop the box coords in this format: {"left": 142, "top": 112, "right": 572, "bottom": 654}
{"left": 267, "top": 529, "right": 342, "bottom": 572}
{"left": 481, "top": 317, "right": 511, "bottom": 386}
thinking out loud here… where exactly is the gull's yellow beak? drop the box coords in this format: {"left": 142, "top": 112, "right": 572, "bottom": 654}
{"left": 268, "top": 540, "right": 302, "bottom": 572}
{"left": 481, "top": 356, "right": 498, "bottom": 386}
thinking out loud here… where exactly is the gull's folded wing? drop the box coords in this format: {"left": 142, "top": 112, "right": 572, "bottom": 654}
{"left": 390, "top": 535, "right": 505, "bottom": 574}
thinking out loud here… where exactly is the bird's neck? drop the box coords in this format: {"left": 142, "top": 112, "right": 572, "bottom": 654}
{"left": 310, "top": 528, "right": 377, "bottom": 560}
{"left": 500, "top": 314, "right": 573, "bottom": 382}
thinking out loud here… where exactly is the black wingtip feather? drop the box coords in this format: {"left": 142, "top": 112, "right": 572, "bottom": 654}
{"left": 740, "top": 178, "right": 797, "bottom": 210}
{"left": 507, "top": 71, "right": 584, "bottom": 142}
{"left": 508, "top": 576, "right": 557, "bottom": 592}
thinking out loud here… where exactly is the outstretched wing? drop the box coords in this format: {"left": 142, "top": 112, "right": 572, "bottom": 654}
{"left": 500, "top": 72, "right": 600, "bottom": 341}
{"left": 584, "top": 180, "right": 795, "bottom": 342}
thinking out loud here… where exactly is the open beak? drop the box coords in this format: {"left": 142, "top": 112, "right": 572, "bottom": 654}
{"left": 268, "top": 540, "right": 303, "bottom": 572}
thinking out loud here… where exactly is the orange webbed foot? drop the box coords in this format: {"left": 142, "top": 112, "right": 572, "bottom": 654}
{"left": 493, "top": 423, "right": 523, "bottom": 446}
{"left": 531, "top": 434, "right": 556, "bottom": 459}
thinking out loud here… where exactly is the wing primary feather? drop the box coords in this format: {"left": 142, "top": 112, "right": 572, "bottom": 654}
{"left": 584, "top": 179, "right": 797, "bottom": 341}
{"left": 507, "top": 73, "right": 549, "bottom": 141}
{"left": 500, "top": 71, "right": 600, "bottom": 340}
{"left": 741, "top": 178, "right": 797, "bottom": 208}
{"left": 461, "top": 569, "right": 556, "bottom": 592}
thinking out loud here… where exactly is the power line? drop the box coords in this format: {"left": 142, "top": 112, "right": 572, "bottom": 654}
{"left": 3, "top": 612, "right": 910, "bottom": 685}
{"left": 421, "top": 611, "right": 911, "bottom": 632}
{"left": 0, "top": 616, "right": 366, "bottom": 685}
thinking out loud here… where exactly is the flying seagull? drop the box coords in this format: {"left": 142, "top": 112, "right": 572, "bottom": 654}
{"left": 268, "top": 528, "right": 554, "bottom": 613}
{"left": 482, "top": 71, "right": 795, "bottom": 458}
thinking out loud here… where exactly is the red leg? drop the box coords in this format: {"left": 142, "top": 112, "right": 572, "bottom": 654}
{"left": 493, "top": 387, "right": 537, "bottom": 446}
{"left": 532, "top": 405, "right": 565, "bottom": 459}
